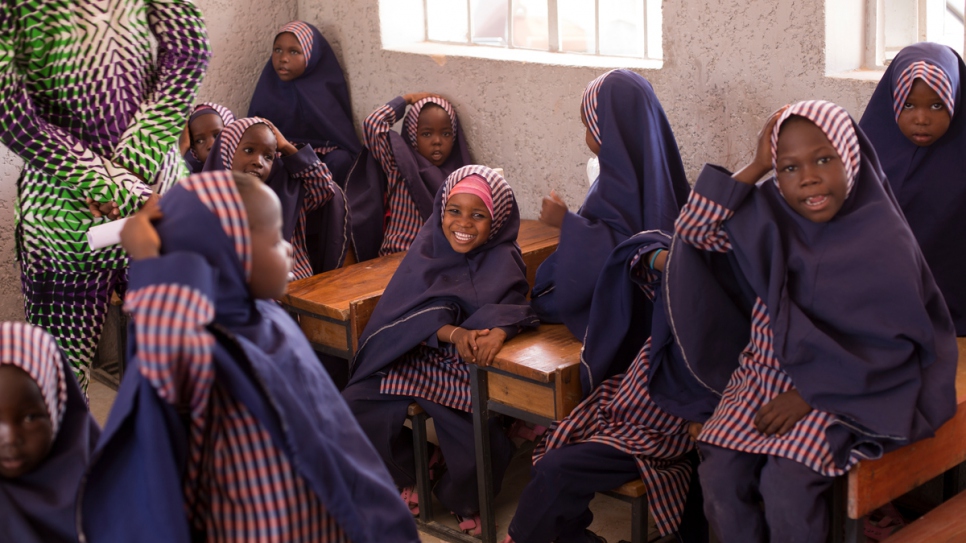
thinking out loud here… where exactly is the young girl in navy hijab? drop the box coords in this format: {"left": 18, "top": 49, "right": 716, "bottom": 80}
{"left": 346, "top": 92, "right": 473, "bottom": 260}
{"left": 204, "top": 116, "right": 348, "bottom": 278}
{"left": 79, "top": 171, "right": 418, "bottom": 543}
{"left": 531, "top": 69, "right": 690, "bottom": 340}
{"left": 1, "top": 322, "right": 99, "bottom": 543}
{"left": 248, "top": 20, "right": 360, "bottom": 187}
{"left": 859, "top": 42, "right": 966, "bottom": 334}
{"left": 666, "top": 101, "right": 957, "bottom": 543}
{"left": 342, "top": 165, "right": 538, "bottom": 535}
{"left": 180, "top": 102, "right": 235, "bottom": 173}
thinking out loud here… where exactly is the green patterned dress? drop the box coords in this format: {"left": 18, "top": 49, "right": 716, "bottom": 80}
{"left": 0, "top": 0, "right": 210, "bottom": 390}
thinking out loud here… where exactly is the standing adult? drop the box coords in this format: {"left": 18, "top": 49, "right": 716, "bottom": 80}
{"left": 0, "top": 0, "right": 211, "bottom": 391}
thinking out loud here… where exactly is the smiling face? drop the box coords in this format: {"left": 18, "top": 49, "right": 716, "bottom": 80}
{"left": 231, "top": 124, "right": 277, "bottom": 181}
{"left": 271, "top": 32, "right": 307, "bottom": 82}
{"left": 415, "top": 104, "right": 455, "bottom": 167}
{"left": 442, "top": 192, "right": 492, "bottom": 253}
{"left": 0, "top": 365, "right": 54, "bottom": 479}
{"left": 897, "top": 78, "right": 952, "bottom": 147}
{"left": 189, "top": 112, "right": 225, "bottom": 163}
{"left": 774, "top": 117, "right": 849, "bottom": 223}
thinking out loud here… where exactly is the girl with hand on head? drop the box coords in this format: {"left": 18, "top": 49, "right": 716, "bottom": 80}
{"left": 180, "top": 103, "right": 235, "bottom": 173}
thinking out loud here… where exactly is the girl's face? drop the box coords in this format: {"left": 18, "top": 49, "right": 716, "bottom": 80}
{"left": 415, "top": 104, "right": 455, "bottom": 167}
{"left": 898, "top": 78, "right": 952, "bottom": 147}
{"left": 0, "top": 365, "right": 54, "bottom": 479}
{"left": 442, "top": 192, "right": 492, "bottom": 253}
{"left": 272, "top": 32, "right": 306, "bottom": 82}
{"left": 774, "top": 117, "right": 849, "bottom": 223}
{"left": 189, "top": 113, "right": 225, "bottom": 163}
{"left": 242, "top": 182, "right": 293, "bottom": 300}
{"left": 581, "top": 109, "right": 601, "bottom": 155}
{"left": 231, "top": 124, "right": 277, "bottom": 182}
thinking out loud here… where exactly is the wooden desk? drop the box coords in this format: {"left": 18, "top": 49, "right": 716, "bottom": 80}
{"left": 281, "top": 220, "right": 560, "bottom": 359}
{"left": 470, "top": 324, "right": 583, "bottom": 543}
{"left": 832, "top": 337, "right": 966, "bottom": 543}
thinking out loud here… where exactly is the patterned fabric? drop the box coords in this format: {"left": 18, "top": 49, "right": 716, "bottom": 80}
{"left": 676, "top": 190, "right": 868, "bottom": 476}
{"left": 2, "top": 0, "right": 210, "bottom": 390}
{"left": 192, "top": 103, "right": 236, "bottom": 126}
{"left": 439, "top": 164, "right": 515, "bottom": 239}
{"left": 580, "top": 71, "right": 612, "bottom": 145}
{"left": 277, "top": 20, "right": 315, "bottom": 64}
{"left": 379, "top": 343, "right": 470, "bottom": 412}
{"left": 191, "top": 384, "right": 349, "bottom": 542}
{"left": 181, "top": 171, "right": 252, "bottom": 279}
{"left": 534, "top": 339, "right": 693, "bottom": 537}
{"left": 771, "top": 100, "right": 861, "bottom": 195}
{"left": 0, "top": 322, "right": 67, "bottom": 436}
{"left": 403, "top": 97, "right": 458, "bottom": 148}
{"left": 216, "top": 117, "right": 270, "bottom": 174}
{"left": 893, "top": 60, "right": 956, "bottom": 120}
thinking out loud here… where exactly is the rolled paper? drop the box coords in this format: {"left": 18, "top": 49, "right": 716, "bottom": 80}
{"left": 586, "top": 156, "right": 599, "bottom": 187}
{"left": 87, "top": 218, "right": 130, "bottom": 250}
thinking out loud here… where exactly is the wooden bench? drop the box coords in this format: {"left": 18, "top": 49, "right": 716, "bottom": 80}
{"left": 881, "top": 489, "right": 966, "bottom": 542}
{"left": 281, "top": 220, "right": 560, "bottom": 360}
{"left": 831, "top": 337, "right": 966, "bottom": 543}
{"left": 603, "top": 480, "right": 650, "bottom": 543}
{"left": 470, "top": 323, "right": 584, "bottom": 543}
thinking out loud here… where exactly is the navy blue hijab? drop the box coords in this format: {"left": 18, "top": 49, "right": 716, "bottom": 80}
{"left": 658, "top": 103, "right": 957, "bottom": 455}
{"left": 859, "top": 42, "right": 966, "bottom": 335}
{"left": 182, "top": 102, "right": 235, "bottom": 173}
{"left": 531, "top": 70, "right": 690, "bottom": 339}
{"left": 248, "top": 21, "right": 360, "bottom": 156}
{"left": 349, "top": 165, "right": 538, "bottom": 383}
{"left": 79, "top": 172, "right": 418, "bottom": 543}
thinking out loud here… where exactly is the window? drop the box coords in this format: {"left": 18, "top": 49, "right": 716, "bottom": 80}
{"left": 879, "top": 0, "right": 964, "bottom": 64}
{"left": 422, "top": 0, "right": 663, "bottom": 60}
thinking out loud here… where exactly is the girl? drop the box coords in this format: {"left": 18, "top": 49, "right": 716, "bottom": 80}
{"left": 204, "top": 116, "right": 348, "bottom": 279}
{"left": 80, "top": 171, "right": 419, "bottom": 543}
{"left": 248, "top": 20, "right": 361, "bottom": 187}
{"left": 342, "top": 166, "right": 538, "bottom": 535}
{"left": 666, "top": 101, "right": 958, "bottom": 543}
{"left": 530, "top": 69, "right": 691, "bottom": 340}
{"left": 346, "top": 93, "right": 472, "bottom": 260}
{"left": 859, "top": 42, "right": 966, "bottom": 335}
{"left": 0, "top": 322, "right": 100, "bottom": 543}
{"left": 502, "top": 232, "right": 707, "bottom": 543}
{"left": 180, "top": 102, "right": 235, "bottom": 173}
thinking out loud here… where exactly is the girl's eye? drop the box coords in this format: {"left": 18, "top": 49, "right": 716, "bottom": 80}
{"left": 264, "top": 153, "right": 274, "bottom": 161}
{"left": 443, "top": 131, "right": 453, "bottom": 138}
{"left": 931, "top": 103, "right": 945, "bottom": 110}
{"left": 781, "top": 165, "right": 797, "bottom": 173}
{"left": 903, "top": 102, "right": 914, "bottom": 109}
{"left": 472, "top": 213, "right": 486, "bottom": 220}
{"left": 291, "top": 49, "right": 301, "bottom": 55}
{"left": 273, "top": 47, "right": 282, "bottom": 54}
{"left": 243, "top": 147, "right": 253, "bottom": 154}
{"left": 25, "top": 412, "right": 48, "bottom": 423}
{"left": 817, "top": 156, "right": 831, "bottom": 164}
{"left": 421, "top": 132, "right": 432, "bottom": 138}
{"left": 446, "top": 207, "right": 460, "bottom": 215}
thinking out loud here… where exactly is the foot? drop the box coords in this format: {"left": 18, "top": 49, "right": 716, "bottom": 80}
{"left": 454, "top": 512, "right": 482, "bottom": 536}
{"left": 400, "top": 485, "right": 419, "bottom": 516}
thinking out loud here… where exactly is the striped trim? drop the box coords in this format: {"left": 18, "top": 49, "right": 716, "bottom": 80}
{"left": 581, "top": 70, "right": 615, "bottom": 146}
{"left": 181, "top": 172, "right": 253, "bottom": 280}
{"left": 217, "top": 117, "right": 272, "bottom": 172}
{"left": 893, "top": 61, "right": 955, "bottom": 121}
{"left": 403, "top": 96, "right": 458, "bottom": 149}
{"left": 771, "top": 100, "right": 861, "bottom": 195}
{"left": 277, "top": 21, "right": 315, "bottom": 64}
{"left": 194, "top": 102, "right": 236, "bottom": 126}
{"left": 0, "top": 322, "right": 67, "bottom": 436}
{"left": 439, "top": 165, "right": 515, "bottom": 240}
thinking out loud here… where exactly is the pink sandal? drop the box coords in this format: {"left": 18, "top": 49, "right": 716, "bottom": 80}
{"left": 863, "top": 502, "right": 906, "bottom": 542}
{"left": 400, "top": 486, "right": 419, "bottom": 516}
{"left": 508, "top": 420, "right": 549, "bottom": 442}
{"left": 454, "top": 513, "right": 482, "bottom": 536}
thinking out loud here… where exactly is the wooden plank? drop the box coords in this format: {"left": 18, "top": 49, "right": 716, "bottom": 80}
{"left": 298, "top": 316, "right": 349, "bottom": 351}
{"left": 847, "top": 338, "right": 966, "bottom": 519}
{"left": 612, "top": 478, "right": 647, "bottom": 498}
{"left": 553, "top": 360, "right": 582, "bottom": 420}
{"left": 349, "top": 296, "right": 381, "bottom": 353}
{"left": 489, "top": 325, "right": 582, "bottom": 384}
{"left": 881, "top": 489, "right": 966, "bottom": 543}
{"left": 488, "top": 373, "right": 558, "bottom": 420}
{"left": 282, "top": 251, "right": 406, "bottom": 320}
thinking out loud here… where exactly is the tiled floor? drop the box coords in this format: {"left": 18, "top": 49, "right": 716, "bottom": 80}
{"left": 87, "top": 380, "right": 656, "bottom": 543}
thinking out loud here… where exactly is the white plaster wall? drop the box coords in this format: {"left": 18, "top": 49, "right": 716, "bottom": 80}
{"left": 0, "top": 0, "right": 298, "bottom": 321}
{"left": 300, "top": 0, "right": 880, "bottom": 220}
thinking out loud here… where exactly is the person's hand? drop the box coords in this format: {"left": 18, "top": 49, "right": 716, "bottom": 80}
{"left": 265, "top": 120, "right": 298, "bottom": 156}
{"left": 688, "top": 422, "right": 703, "bottom": 441}
{"left": 120, "top": 197, "right": 163, "bottom": 261}
{"left": 473, "top": 328, "right": 507, "bottom": 367}
{"left": 142, "top": 192, "right": 160, "bottom": 209}
{"left": 733, "top": 106, "right": 789, "bottom": 185}
{"left": 754, "top": 388, "right": 812, "bottom": 436}
{"left": 451, "top": 328, "right": 490, "bottom": 363}
{"left": 403, "top": 92, "right": 439, "bottom": 105}
{"left": 646, "top": 249, "right": 668, "bottom": 273}
{"left": 86, "top": 197, "right": 120, "bottom": 221}
{"left": 179, "top": 122, "right": 191, "bottom": 156}
{"left": 539, "top": 190, "right": 567, "bottom": 228}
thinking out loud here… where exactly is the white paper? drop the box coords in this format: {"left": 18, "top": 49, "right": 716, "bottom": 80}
{"left": 87, "top": 218, "right": 130, "bottom": 250}
{"left": 586, "top": 156, "right": 599, "bottom": 187}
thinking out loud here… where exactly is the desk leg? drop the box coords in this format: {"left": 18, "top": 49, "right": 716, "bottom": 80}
{"left": 471, "top": 365, "right": 497, "bottom": 543}
{"left": 943, "top": 463, "right": 964, "bottom": 501}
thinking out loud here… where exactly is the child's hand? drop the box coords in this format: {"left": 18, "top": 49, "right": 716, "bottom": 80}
{"left": 404, "top": 92, "right": 439, "bottom": 105}
{"left": 264, "top": 120, "right": 298, "bottom": 156}
{"left": 688, "top": 421, "right": 703, "bottom": 441}
{"left": 733, "top": 106, "right": 789, "bottom": 185}
{"left": 473, "top": 328, "right": 507, "bottom": 367}
{"left": 86, "top": 197, "right": 121, "bottom": 221}
{"left": 539, "top": 190, "right": 567, "bottom": 228}
{"left": 120, "top": 197, "right": 163, "bottom": 261}
{"left": 754, "top": 388, "right": 812, "bottom": 436}
{"left": 179, "top": 122, "right": 191, "bottom": 156}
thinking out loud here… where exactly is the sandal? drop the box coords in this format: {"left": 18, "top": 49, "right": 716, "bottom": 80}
{"left": 454, "top": 513, "right": 482, "bottom": 536}
{"left": 507, "top": 420, "right": 549, "bottom": 442}
{"left": 863, "top": 502, "right": 906, "bottom": 542}
{"left": 400, "top": 485, "right": 419, "bottom": 516}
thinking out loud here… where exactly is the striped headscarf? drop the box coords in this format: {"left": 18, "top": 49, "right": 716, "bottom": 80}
{"left": 180, "top": 171, "right": 253, "bottom": 281}
{"left": 580, "top": 70, "right": 614, "bottom": 146}
{"left": 439, "top": 165, "right": 515, "bottom": 241}
{"left": 216, "top": 117, "right": 273, "bottom": 170}
{"left": 771, "top": 100, "right": 861, "bottom": 196}
{"left": 276, "top": 20, "right": 315, "bottom": 64}
{"left": 189, "top": 102, "right": 236, "bottom": 127}
{"left": 0, "top": 322, "right": 66, "bottom": 437}
{"left": 403, "top": 96, "right": 459, "bottom": 149}
{"left": 893, "top": 60, "right": 956, "bottom": 121}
